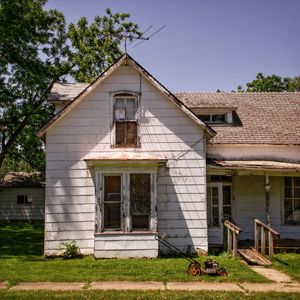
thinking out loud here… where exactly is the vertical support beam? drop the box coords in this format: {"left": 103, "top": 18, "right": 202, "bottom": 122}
{"left": 233, "top": 232, "right": 237, "bottom": 257}
{"left": 264, "top": 174, "right": 271, "bottom": 226}
{"left": 123, "top": 173, "right": 130, "bottom": 232}
{"left": 261, "top": 227, "right": 266, "bottom": 255}
{"left": 227, "top": 227, "right": 232, "bottom": 253}
{"left": 254, "top": 221, "right": 259, "bottom": 251}
{"left": 269, "top": 231, "right": 274, "bottom": 256}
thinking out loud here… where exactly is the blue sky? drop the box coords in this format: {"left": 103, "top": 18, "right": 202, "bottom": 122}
{"left": 46, "top": 0, "right": 300, "bottom": 92}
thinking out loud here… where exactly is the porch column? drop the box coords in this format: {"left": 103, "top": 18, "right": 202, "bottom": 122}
{"left": 264, "top": 174, "right": 271, "bottom": 226}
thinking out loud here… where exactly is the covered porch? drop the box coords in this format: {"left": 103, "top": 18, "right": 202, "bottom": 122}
{"left": 206, "top": 159, "right": 300, "bottom": 249}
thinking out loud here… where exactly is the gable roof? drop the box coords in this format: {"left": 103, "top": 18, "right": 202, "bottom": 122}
{"left": 37, "top": 54, "right": 215, "bottom": 138}
{"left": 176, "top": 92, "right": 300, "bottom": 145}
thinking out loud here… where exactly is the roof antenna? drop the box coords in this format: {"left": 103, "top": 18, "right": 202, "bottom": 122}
{"left": 132, "top": 25, "right": 167, "bottom": 49}
{"left": 121, "top": 25, "right": 166, "bottom": 53}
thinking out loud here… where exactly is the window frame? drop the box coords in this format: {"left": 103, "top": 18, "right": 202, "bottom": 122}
{"left": 283, "top": 176, "right": 300, "bottom": 225}
{"left": 207, "top": 182, "right": 232, "bottom": 228}
{"left": 111, "top": 91, "right": 140, "bottom": 147}
{"left": 17, "top": 195, "right": 32, "bottom": 205}
{"left": 95, "top": 169, "right": 157, "bottom": 233}
{"left": 199, "top": 114, "right": 227, "bottom": 124}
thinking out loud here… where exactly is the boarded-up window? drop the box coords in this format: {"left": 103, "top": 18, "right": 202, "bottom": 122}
{"left": 284, "top": 177, "right": 300, "bottom": 225}
{"left": 104, "top": 176, "right": 121, "bottom": 230}
{"left": 17, "top": 195, "right": 32, "bottom": 204}
{"left": 130, "top": 174, "right": 151, "bottom": 230}
{"left": 114, "top": 96, "right": 137, "bottom": 146}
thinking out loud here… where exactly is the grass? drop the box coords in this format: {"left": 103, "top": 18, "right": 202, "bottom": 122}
{"left": 0, "top": 223, "right": 268, "bottom": 283}
{"left": 271, "top": 253, "right": 300, "bottom": 281}
{"left": 0, "top": 291, "right": 300, "bottom": 300}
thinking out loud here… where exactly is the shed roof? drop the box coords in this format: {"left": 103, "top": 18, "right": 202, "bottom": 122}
{"left": 0, "top": 172, "right": 45, "bottom": 187}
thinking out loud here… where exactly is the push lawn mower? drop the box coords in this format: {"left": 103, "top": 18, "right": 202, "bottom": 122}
{"left": 155, "top": 235, "right": 227, "bottom": 276}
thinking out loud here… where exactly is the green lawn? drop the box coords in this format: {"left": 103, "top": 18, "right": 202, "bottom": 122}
{"left": 272, "top": 253, "right": 300, "bottom": 281}
{"left": 0, "top": 223, "right": 268, "bottom": 283}
{"left": 1, "top": 291, "right": 300, "bottom": 300}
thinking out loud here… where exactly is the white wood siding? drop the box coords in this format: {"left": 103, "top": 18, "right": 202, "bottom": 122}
{"left": 232, "top": 175, "right": 300, "bottom": 240}
{"left": 45, "top": 65, "right": 207, "bottom": 257}
{"left": 0, "top": 187, "right": 45, "bottom": 221}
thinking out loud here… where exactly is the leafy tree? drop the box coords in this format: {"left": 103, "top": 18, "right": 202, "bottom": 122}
{"left": 0, "top": 0, "right": 142, "bottom": 179}
{"left": 0, "top": 0, "right": 70, "bottom": 179}
{"left": 68, "top": 8, "right": 141, "bottom": 83}
{"left": 235, "top": 73, "right": 300, "bottom": 92}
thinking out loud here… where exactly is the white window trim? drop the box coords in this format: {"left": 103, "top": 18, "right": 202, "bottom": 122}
{"left": 207, "top": 182, "right": 232, "bottom": 228}
{"left": 110, "top": 91, "right": 140, "bottom": 147}
{"left": 95, "top": 168, "right": 157, "bottom": 233}
{"left": 282, "top": 176, "right": 300, "bottom": 226}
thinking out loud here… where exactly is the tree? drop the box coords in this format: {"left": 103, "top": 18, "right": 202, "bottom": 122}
{"left": 235, "top": 73, "right": 300, "bottom": 92}
{"left": 0, "top": 0, "right": 142, "bottom": 179}
{"left": 0, "top": 0, "right": 70, "bottom": 178}
{"left": 68, "top": 8, "right": 141, "bottom": 83}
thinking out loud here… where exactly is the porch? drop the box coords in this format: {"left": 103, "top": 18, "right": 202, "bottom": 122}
{"left": 206, "top": 159, "right": 300, "bottom": 250}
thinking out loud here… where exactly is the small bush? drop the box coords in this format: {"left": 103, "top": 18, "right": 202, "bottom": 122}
{"left": 59, "top": 240, "right": 80, "bottom": 259}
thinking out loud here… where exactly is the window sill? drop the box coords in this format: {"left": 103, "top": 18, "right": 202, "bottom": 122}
{"left": 95, "top": 231, "right": 158, "bottom": 236}
{"left": 110, "top": 145, "right": 141, "bottom": 149}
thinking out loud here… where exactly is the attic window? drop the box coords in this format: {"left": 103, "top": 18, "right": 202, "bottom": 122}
{"left": 199, "top": 114, "right": 226, "bottom": 124}
{"left": 114, "top": 94, "right": 138, "bottom": 146}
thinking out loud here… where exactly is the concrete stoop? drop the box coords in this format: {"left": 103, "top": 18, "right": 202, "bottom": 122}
{"left": 1, "top": 281, "right": 300, "bottom": 293}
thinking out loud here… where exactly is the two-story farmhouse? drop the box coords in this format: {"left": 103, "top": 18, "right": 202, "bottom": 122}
{"left": 37, "top": 54, "right": 300, "bottom": 257}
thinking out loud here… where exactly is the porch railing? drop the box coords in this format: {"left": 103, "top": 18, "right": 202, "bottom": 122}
{"left": 254, "top": 219, "right": 280, "bottom": 256}
{"left": 223, "top": 220, "right": 242, "bottom": 257}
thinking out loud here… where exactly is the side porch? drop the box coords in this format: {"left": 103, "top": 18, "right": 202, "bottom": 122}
{"left": 206, "top": 159, "right": 300, "bottom": 251}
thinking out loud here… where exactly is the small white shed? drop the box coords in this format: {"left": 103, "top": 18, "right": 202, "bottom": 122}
{"left": 0, "top": 172, "right": 45, "bottom": 221}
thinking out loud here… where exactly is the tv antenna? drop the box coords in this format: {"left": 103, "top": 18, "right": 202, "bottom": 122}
{"left": 123, "top": 25, "right": 166, "bottom": 53}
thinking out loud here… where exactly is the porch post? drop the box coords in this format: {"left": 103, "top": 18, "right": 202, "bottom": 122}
{"left": 264, "top": 174, "right": 271, "bottom": 226}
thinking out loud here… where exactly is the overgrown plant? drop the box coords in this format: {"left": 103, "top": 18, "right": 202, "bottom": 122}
{"left": 59, "top": 240, "right": 80, "bottom": 259}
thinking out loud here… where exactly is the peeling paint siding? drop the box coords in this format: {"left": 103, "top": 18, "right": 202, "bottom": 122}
{"left": 45, "top": 65, "right": 207, "bottom": 256}
{"left": 0, "top": 187, "right": 45, "bottom": 221}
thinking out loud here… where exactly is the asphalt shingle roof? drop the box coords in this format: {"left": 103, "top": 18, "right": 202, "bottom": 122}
{"left": 176, "top": 92, "right": 300, "bottom": 145}
{"left": 49, "top": 83, "right": 300, "bottom": 145}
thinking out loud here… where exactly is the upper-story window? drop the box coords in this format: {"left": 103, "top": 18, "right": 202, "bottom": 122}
{"left": 199, "top": 114, "right": 226, "bottom": 124}
{"left": 114, "top": 93, "right": 138, "bottom": 146}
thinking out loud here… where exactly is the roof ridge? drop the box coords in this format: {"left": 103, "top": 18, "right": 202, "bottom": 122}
{"left": 175, "top": 91, "right": 300, "bottom": 94}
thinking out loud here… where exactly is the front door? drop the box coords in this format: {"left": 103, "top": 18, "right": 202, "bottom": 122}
{"left": 207, "top": 183, "right": 232, "bottom": 245}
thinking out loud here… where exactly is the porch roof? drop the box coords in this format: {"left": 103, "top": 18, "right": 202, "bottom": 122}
{"left": 84, "top": 152, "right": 167, "bottom": 167}
{"left": 208, "top": 159, "right": 300, "bottom": 173}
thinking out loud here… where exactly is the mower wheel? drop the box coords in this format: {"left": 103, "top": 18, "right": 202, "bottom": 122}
{"left": 188, "top": 263, "right": 201, "bottom": 276}
{"left": 218, "top": 268, "right": 228, "bottom": 276}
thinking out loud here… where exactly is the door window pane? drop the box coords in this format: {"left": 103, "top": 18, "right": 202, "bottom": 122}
{"left": 130, "top": 174, "right": 150, "bottom": 230}
{"left": 207, "top": 186, "right": 219, "bottom": 227}
{"left": 104, "top": 176, "right": 121, "bottom": 230}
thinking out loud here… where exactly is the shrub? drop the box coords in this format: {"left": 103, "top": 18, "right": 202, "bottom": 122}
{"left": 59, "top": 240, "right": 80, "bottom": 259}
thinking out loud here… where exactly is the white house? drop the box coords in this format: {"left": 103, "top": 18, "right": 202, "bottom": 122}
{"left": 37, "top": 54, "right": 300, "bottom": 257}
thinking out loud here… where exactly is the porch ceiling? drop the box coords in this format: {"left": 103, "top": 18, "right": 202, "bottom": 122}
{"left": 207, "top": 159, "right": 300, "bottom": 174}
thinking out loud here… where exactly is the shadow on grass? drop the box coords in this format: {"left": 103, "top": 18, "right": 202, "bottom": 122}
{"left": 0, "top": 223, "right": 44, "bottom": 258}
